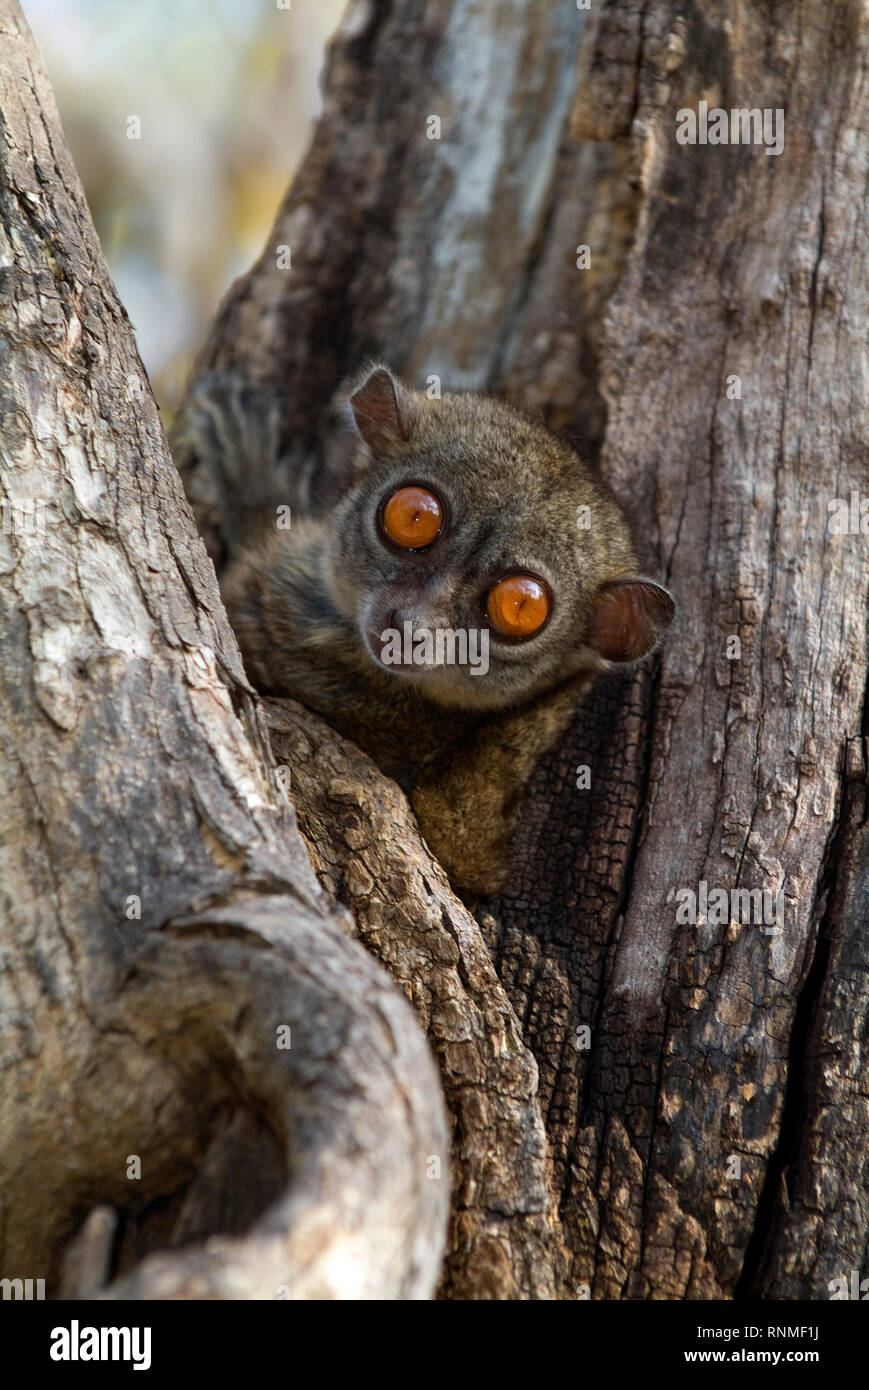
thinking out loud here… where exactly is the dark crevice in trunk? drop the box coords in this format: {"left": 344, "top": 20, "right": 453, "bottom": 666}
{"left": 733, "top": 743, "right": 851, "bottom": 1298}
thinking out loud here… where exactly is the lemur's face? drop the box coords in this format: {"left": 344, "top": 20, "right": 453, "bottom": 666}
{"left": 328, "top": 367, "right": 674, "bottom": 711}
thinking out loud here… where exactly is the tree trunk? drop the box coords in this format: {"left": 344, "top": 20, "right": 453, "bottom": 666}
{"left": 3, "top": 0, "right": 868, "bottom": 1301}
{"left": 0, "top": 0, "right": 449, "bottom": 1301}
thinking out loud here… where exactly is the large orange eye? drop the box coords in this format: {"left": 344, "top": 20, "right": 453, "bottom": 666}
{"left": 487, "top": 575, "right": 550, "bottom": 638}
{"left": 382, "top": 486, "right": 443, "bottom": 549}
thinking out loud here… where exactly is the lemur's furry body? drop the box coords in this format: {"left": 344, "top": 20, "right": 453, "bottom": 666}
{"left": 178, "top": 366, "right": 674, "bottom": 895}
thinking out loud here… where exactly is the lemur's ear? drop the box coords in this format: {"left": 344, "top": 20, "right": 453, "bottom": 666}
{"left": 584, "top": 578, "right": 675, "bottom": 662}
{"left": 349, "top": 366, "right": 416, "bottom": 455}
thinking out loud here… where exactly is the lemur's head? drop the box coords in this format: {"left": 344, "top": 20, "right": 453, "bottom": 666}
{"left": 328, "top": 365, "right": 674, "bottom": 710}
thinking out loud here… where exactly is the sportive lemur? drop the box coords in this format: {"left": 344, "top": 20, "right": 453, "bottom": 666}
{"left": 176, "top": 365, "right": 674, "bottom": 896}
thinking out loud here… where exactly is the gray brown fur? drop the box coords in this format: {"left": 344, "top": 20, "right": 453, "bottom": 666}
{"left": 176, "top": 366, "right": 674, "bottom": 896}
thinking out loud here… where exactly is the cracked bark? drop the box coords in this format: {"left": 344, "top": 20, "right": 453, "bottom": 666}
{"left": 3, "top": 0, "right": 868, "bottom": 1301}
{"left": 0, "top": 0, "right": 448, "bottom": 1301}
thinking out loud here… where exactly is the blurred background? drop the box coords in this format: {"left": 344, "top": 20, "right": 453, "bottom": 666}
{"left": 25, "top": 0, "right": 346, "bottom": 410}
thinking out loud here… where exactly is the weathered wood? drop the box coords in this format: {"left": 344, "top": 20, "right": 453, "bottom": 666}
{"left": 545, "top": 0, "right": 869, "bottom": 1299}
{"left": 0, "top": 0, "right": 448, "bottom": 1300}
{"left": 265, "top": 698, "right": 565, "bottom": 1298}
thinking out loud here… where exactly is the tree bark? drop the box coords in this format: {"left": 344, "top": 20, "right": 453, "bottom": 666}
{"left": 0, "top": 0, "right": 449, "bottom": 1301}
{"left": 3, "top": 0, "right": 868, "bottom": 1301}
